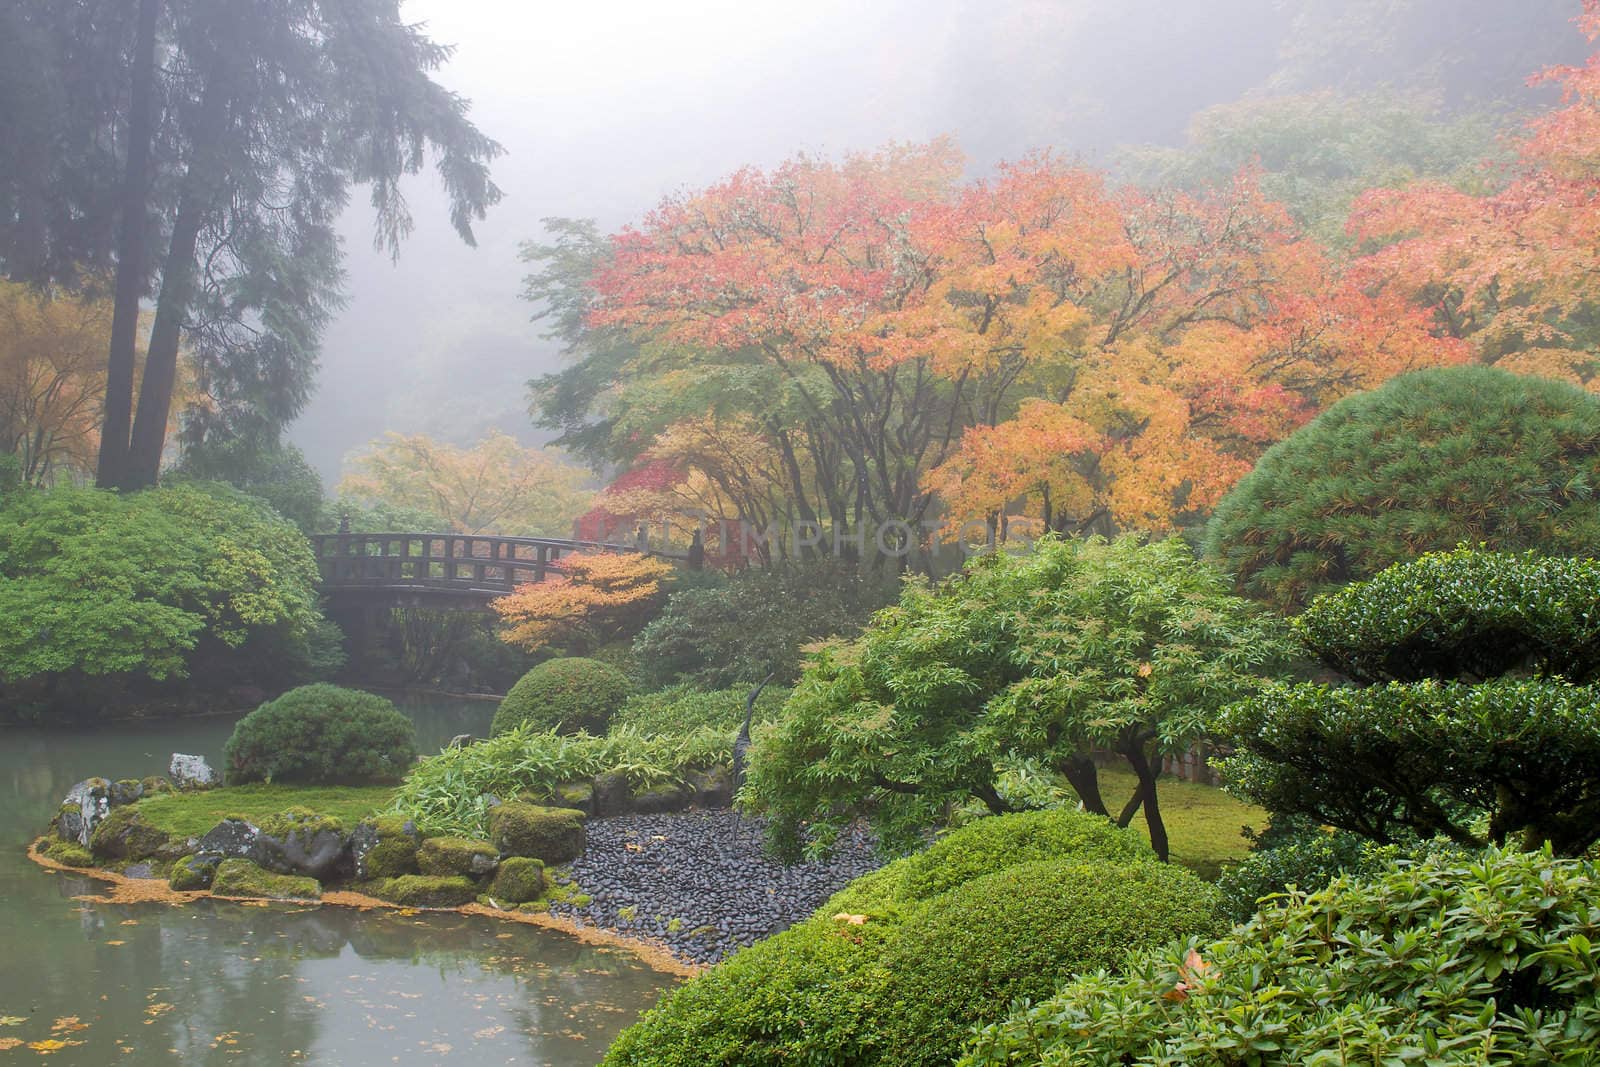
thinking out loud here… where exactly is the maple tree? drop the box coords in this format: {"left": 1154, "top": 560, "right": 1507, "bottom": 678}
{"left": 338, "top": 431, "right": 592, "bottom": 537}
{"left": 491, "top": 550, "right": 675, "bottom": 654}
{"left": 0, "top": 281, "right": 113, "bottom": 485}
{"left": 1348, "top": 1, "right": 1600, "bottom": 387}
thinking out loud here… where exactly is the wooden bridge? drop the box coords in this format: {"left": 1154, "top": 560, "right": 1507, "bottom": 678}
{"left": 309, "top": 531, "right": 689, "bottom": 607}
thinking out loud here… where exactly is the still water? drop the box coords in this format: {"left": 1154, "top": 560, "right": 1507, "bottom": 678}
{"left": 0, "top": 693, "right": 674, "bottom": 1065}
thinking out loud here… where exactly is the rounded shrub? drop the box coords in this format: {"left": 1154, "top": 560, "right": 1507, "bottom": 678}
{"left": 1204, "top": 366, "right": 1600, "bottom": 610}
{"left": 878, "top": 859, "right": 1226, "bottom": 1067}
{"left": 963, "top": 847, "right": 1600, "bottom": 1066}
{"left": 223, "top": 684, "right": 417, "bottom": 786}
{"left": 491, "top": 657, "right": 632, "bottom": 736}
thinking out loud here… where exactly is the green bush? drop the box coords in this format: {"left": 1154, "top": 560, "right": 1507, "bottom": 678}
{"left": 223, "top": 684, "right": 417, "bottom": 786}
{"left": 169, "top": 438, "right": 325, "bottom": 536}
{"left": 1295, "top": 547, "right": 1600, "bottom": 683}
{"left": 390, "top": 724, "right": 731, "bottom": 837}
{"left": 880, "top": 860, "right": 1226, "bottom": 1067}
{"left": 1204, "top": 366, "right": 1600, "bottom": 610}
{"left": 1216, "top": 823, "right": 1387, "bottom": 922}
{"left": 896, "top": 808, "right": 1156, "bottom": 904}
{"left": 491, "top": 657, "right": 633, "bottom": 736}
{"left": 612, "top": 683, "right": 788, "bottom": 736}
{"left": 632, "top": 560, "right": 893, "bottom": 689}
{"left": 0, "top": 482, "right": 324, "bottom": 688}
{"left": 1215, "top": 677, "right": 1600, "bottom": 855}
{"left": 962, "top": 847, "right": 1600, "bottom": 1066}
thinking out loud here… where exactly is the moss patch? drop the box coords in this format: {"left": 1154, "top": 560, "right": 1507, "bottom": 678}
{"left": 135, "top": 783, "right": 394, "bottom": 840}
{"left": 488, "top": 803, "right": 586, "bottom": 863}
{"left": 359, "top": 815, "right": 420, "bottom": 879}
{"left": 1096, "top": 767, "right": 1266, "bottom": 880}
{"left": 371, "top": 874, "right": 478, "bottom": 908}
{"left": 257, "top": 806, "right": 345, "bottom": 838}
{"left": 89, "top": 806, "right": 176, "bottom": 861}
{"left": 211, "top": 858, "right": 321, "bottom": 900}
{"left": 44, "top": 841, "right": 94, "bottom": 867}
{"left": 169, "top": 854, "right": 217, "bottom": 891}
{"left": 417, "top": 836, "right": 498, "bottom": 878}
{"left": 488, "top": 857, "right": 545, "bottom": 904}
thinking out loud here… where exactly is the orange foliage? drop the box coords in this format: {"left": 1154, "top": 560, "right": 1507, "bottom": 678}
{"left": 492, "top": 550, "right": 674, "bottom": 653}
{"left": 1348, "top": 5, "right": 1600, "bottom": 386}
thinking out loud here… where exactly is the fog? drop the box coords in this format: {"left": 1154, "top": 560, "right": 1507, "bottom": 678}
{"left": 291, "top": 0, "right": 1584, "bottom": 484}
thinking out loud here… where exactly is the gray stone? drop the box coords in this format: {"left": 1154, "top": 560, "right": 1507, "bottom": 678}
{"left": 108, "top": 779, "right": 145, "bottom": 807}
{"left": 446, "top": 734, "right": 478, "bottom": 750}
{"left": 60, "top": 778, "right": 112, "bottom": 846}
{"left": 196, "top": 818, "right": 261, "bottom": 862}
{"left": 592, "top": 772, "right": 633, "bottom": 816}
{"left": 257, "top": 827, "right": 349, "bottom": 881}
{"left": 169, "top": 753, "right": 219, "bottom": 790}
{"left": 631, "top": 785, "right": 692, "bottom": 814}
{"left": 687, "top": 767, "right": 734, "bottom": 809}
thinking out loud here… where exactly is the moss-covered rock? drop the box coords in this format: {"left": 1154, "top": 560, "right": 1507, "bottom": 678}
{"left": 109, "top": 778, "right": 145, "bottom": 806}
{"left": 417, "top": 836, "right": 498, "bottom": 878}
{"left": 257, "top": 806, "right": 344, "bottom": 838}
{"left": 554, "top": 781, "right": 594, "bottom": 814}
{"left": 488, "top": 857, "right": 545, "bottom": 904}
{"left": 211, "top": 858, "right": 321, "bottom": 900}
{"left": 140, "top": 775, "right": 174, "bottom": 796}
{"left": 352, "top": 815, "right": 419, "bottom": 880}
{"left": 89, "top": 806, "right": 178, "bottom": 862}
{"left": 43, "top": 840, "right": 94, "bottom": 867}
{"left": 488, "top": 803, "right": 586, "bottom": 863}
{"left": 169, "top": 854, "right": 218, "bottom": 891}
{"left": 631, "top": 784, "right": 691, "bottom": 814}
{"left": 371, "top": 874, "right": 477, "bottom": 908}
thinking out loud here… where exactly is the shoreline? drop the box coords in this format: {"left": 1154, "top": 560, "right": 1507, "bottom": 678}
{"left": 25, "top": 837, "right": 703, "bottom": 979}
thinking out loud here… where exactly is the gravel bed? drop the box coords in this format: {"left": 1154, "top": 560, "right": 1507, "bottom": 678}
{"left": 547, "top": 809, "right": 882, "bottom": 965}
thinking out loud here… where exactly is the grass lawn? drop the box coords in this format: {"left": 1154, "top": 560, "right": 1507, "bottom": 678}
{"left": 1096, "top": 767, "right": 1266, "bottom": 880}
{"left": 135, "top": 783, "right": 396, "bottom": 839}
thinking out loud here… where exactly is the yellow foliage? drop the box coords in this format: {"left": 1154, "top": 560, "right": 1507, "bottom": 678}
{"left": 492, "top": 550, "right": 674, "bottom": 653}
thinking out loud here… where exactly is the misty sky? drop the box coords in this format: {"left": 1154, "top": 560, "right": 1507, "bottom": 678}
{"left": 290, "top": 0, "right": 1580, "bottom": 485}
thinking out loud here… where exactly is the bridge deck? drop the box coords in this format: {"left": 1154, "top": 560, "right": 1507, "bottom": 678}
{"left": 309, "top": 532, "right": 686, "bottom": 598}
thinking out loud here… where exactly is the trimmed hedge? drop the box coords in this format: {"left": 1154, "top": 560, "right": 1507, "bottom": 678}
{"left": 223, "top": 684, "right": 417, "bottom": 786}
{"left": 491, "top": 657, "right": 633, "bottom": 736}
{"left": 1204, "top": 366, "right": 1600, "bottom": 610}
{"left": 612, "top": 683, "right": 788, "bottom": 736}
{"left": 1295, "top": 547, "right": 1600, "bottom": 684}
{"left": 962, "top": 847, "right": 1600, "bottom": 1066}
{"left": 877, "top": 860, "right": 1226, "bottom": 1067}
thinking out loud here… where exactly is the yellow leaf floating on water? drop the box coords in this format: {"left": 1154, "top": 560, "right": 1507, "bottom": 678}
{"left": 103, "top": 940, "right": 126, "bottom": 947}
{"left": 0, "top": 1017, "right": 24, "bottom": 1027}
{"left": 49, "top": 1018, "right": 88, "bottom": 1034}
{"left": 0, "top": 1038, "right": 23, "bottom": 1050}
{"left": 28, "top": 1038, "right": 78, "bottom": 1052}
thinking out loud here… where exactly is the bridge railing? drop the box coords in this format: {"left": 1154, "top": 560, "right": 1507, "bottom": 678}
{"left": 308, "top": 532, "right": 685, "bottom": 596}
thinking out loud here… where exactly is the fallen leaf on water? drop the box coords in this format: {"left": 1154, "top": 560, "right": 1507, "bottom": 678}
{"left": 0, "top": 1038, "right": 22, "bottom": 1050}
{"left": 104, "top": 940, "right": 126, "bottom": 946}
{"left": 0, "top": 1017, "right": 24, "bottom": 1027}
{"left": 50, "top": 1017, "right": 88, "bottom": 1034}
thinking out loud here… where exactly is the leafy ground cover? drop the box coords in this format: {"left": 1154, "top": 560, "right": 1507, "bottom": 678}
{"left": 134, "top": 784, "right": 395, "bottom": 839}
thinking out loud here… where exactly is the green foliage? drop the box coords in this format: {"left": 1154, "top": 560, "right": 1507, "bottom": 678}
{"left": 1216, "top": 822, "right": 1391, "bottom": 922}
{"left": 602, "top": 815, "right": 1222, "bottom": 1067}
{"left": 488, "top": 802, "right": 586, "bottom": 863}
{"left": 491, "top": 657, "right": 633, "bottom": 737}
{"left": 0, "top": 482, "right": 324, "bottom": 686}
{"left": 633, "top": 562, "right": 892, "bottom": 689}
{"left": 170, "top": 438, "right": 325, "bottom": 535}
{"left": 962, "top": 847, "right": 1600, "bottom": 1066}
{"left": 135, "top": 783, "right": 395, "bottom": 841}
{"left": 0, "top": 453, "right": 19, "bottom": 495}
{"left": 897, "top": 808, "right": 1154, "bottom": 904}
{"left": 747, "top": 535, "right": 1290, "bottom": 860}
{"left": 1295, "top": 547, "right": 1600, "bottom": 684}
{"left": 211, "top": 859, "right": 321, "bottom": 901}
{"left": 392, "top": 725, "right": 730, "bottom": 838}
{"left": 223, "top": 685, "right": 417, "bottom": 787}
{"left": 1205, "top": 367, "right": 1600, "bottom": 611}
{"left": 881, "top": 860, "right": 1225, "bottom": 1067}
{"left": 612, "top": 683, "right": 788, "bottom": 736}
{"left": 1215, "top": 677, "right": 1600, "bottom": 855}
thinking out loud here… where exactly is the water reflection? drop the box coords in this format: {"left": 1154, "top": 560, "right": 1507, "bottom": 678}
{"left": 0, "top": 694, "right": 673, "bottom": 1066}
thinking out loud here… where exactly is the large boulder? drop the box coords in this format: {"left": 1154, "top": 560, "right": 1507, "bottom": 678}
{"left": 194, "top": 811, "right": 352, "bottom": 881}
{"left": 211, "top": 859, "right": 321, "bottom": 900}
{"left": 370, "top": 874, "right": 477, "bottom": 908}
{"left": 169, "top": 753, "right": 219, "bottom": 790}
{"left": 348, "top": 816, "right": 421, "bottom": 880}
{"left": 89, "top": 806, "right": 180, "bottom": 862}
{"left": 57, "top": 778, "right": 112, "bottom": 846}
{"left": 488, "top": 803, "right": 586, "bottom": 863}
{"left": 592, "top": 772, "right": 632, "bottom": 816}
{"left": 488, "top": 857, "right": 545, "bottom": 904}
{"left": 417, "top": 837, "right": 498, "bottom": 879}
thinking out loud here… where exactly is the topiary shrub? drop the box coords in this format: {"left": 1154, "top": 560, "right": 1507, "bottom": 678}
{"left": 491, "top": 657, "right": 632, "bottom": 736}
{"left": 223, "top": 684, "right": 417, "bottom": 786}
{"left": 488, "top": 856, "right": 545, "bottom": 904}
{"left": 878, "top": 860, "right": 1226, "bottom": 1067}
{"left": 1204, "top": 366, "right": 1600, "bottom": 611}
{"left": 1295, "top": 547, "right": 1600, "bottom": 684}
{"left": 487, "top": 802, "right": 586, "bottom": 863}
{"left": 897, "top": 808, "right": 1156, "bottom": 904}
{"left": 211, "top": 858, "right": 321, "bottom": 900}
{"left": 962, "top": 847, "right": 1600, "bottom": 1066}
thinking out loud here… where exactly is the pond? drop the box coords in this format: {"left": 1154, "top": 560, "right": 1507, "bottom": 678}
{"left": 0, "top": 693, "right": 675, "bottom": 1065}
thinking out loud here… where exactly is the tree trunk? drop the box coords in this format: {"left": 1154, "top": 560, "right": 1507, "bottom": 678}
{"left": 97, "top": 0, "right": 160, "bottom": 490}
{"left": 1124, "top": 742, "right": 1169, "bottom": 862}
{"left": 124, "top": 82, "right": 229, "bottom": 489}
{"left": 1058, "top": 754, "right": 1109, "bottom": 817}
